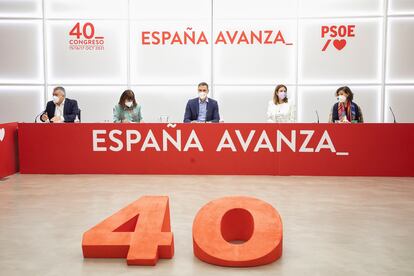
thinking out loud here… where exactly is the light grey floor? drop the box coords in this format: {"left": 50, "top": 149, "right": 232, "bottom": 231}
{"left": 0, "top": 174, "right": 413, "bottom": 276}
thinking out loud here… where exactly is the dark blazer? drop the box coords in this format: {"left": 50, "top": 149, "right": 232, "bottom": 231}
{"left": 184, "top": 97, "right": 220, "bottom": 123}
{"left": 41, "top": 98, "right": 79, "bottom": 123}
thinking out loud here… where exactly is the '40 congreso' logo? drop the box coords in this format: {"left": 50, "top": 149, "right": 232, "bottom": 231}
{"left": 68, "top": 22, "right": 105, "bottom": 51}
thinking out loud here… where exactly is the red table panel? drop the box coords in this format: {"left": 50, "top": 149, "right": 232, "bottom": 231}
{"left": 17, "top": 123, "right": 414, "bottom": 176}
{"left": 0, "top": 122, "right": 19, "bottom": 178}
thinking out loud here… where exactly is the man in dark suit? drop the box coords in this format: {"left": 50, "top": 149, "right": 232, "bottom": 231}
{"left": 184, "top": 82, "right": 220, "bottom": 123}
{"left": 40, "top": 86, "right": 79, "bottom": 123}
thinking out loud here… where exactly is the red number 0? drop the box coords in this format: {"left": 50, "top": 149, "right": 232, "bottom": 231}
{"left": 83, "top": 22, "right": 94, "bottom": 39}
{"left": 82, "top": 196, "right": 174, "bottom": 266}
{"left": 193, "top": 196, "right": 283, "bottom": 267}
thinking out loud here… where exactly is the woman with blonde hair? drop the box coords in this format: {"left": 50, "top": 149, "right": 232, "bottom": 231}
{"left": 267, "top": 84, "right": 295, "bottom": 123}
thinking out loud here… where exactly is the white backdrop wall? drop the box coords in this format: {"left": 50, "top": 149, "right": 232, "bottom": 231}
{"left": 0, "top": 0, "right": 413, "bottom": 123}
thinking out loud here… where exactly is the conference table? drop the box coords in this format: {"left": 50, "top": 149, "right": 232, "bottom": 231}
{"left": 0, "top": 122, "right": 18, "bottom": 178}
{"left": 14, "top": 123, "right": 414, "bottom": 176}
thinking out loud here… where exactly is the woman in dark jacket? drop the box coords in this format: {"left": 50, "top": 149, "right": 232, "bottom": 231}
{"left": 329, "top": 86, "right": 363, "bottom": 123}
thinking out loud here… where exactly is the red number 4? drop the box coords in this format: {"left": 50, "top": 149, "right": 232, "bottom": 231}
{"left": 82, "top": 196, "right": 174, "bottom": 266}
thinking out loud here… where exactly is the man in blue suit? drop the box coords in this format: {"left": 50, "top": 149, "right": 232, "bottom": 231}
{"left": 40, "top": 86, "right": 79, "bottom": 123}
{"left": 184, "top": 82, "right": 220, "bottom": 123}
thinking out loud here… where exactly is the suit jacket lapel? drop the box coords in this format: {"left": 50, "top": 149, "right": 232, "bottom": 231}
{"left": 50, "top": 103, "right": 56, "bottom": 118}
{"left": 63, "top": 99, "right": 69, "bottom": 115}
{"left": 205, "top": 101, "right": 209, "bottom": 119}
{"left": 194, "top": 99, "right": 199, "bottom": 118}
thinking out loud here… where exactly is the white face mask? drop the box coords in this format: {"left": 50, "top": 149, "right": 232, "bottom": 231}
{"left": 337, "top": 95, "right": 347, "bottom": 103}
{"left": 53, "top": 96, "right": 60, "bottom": 104}
{"left": 278, "top": 91, "right": 287, "bottom": 100}
{"left": 199, "top": 92, "right": 207, "bottom": 100}
{"left": 125, "top": 101, "right": 133, "bottom": 108}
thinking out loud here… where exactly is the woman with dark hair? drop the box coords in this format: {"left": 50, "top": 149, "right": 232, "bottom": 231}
{"left": 113, "top": 89, "right": 143, "bottom": 123}
{"left": 267, "top": 84, "right": 295, "bottom": 122}
{"left": 329, "top": 86, "right": 363, "bottom": 123}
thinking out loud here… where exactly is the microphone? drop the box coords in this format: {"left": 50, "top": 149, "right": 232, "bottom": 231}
{"left": 315, "top": 110, "right": 319, "bottom": 123}
{"left": 389, "top": 106, "right": 397, "bottom": 123}
{"left": 75, "top": 109, "right": 81, "bottom": 123}
{"left": 34, "top": 110, "right": 46, "bottom": 123}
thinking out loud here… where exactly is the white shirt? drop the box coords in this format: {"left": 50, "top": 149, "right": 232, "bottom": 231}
{"left": 54, "top": 99, "right": 65, "bottom": 122}
{"left": 267, "top": 100, "right": 295, "bottom": 123}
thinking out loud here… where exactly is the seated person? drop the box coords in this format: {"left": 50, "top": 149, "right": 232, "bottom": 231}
{"left": 329, "top": 86, "right": 363, "bottom": 123}
{"left": 40, "top": 86, "right": 79, "bottom": 123}
{"left": 184, "top": 82, "right": 220, "bottom": 123}
{"left": 113, "top": 89, "right": 143, "bottom": 123}
{"left": 267, "top": 84, "right": 295, "bottom": 123}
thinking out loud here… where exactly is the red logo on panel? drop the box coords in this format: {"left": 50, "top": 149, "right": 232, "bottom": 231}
{"left": 321, "top": 25, "right": 356, "bottom": 51}
{"left": 68, "top": 22, "right": 105, "bottom": 51}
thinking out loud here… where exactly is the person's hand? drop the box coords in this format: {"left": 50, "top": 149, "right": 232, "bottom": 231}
{"left": 339, "top": 118, "right": 350, "bottom": 124}
{"left": 41, "top": 113, "right": 49, "bottom": 121}
{"left": 122, "top": 119, "right": 131, "bottom": 123}
{"left": 191, "top": 120, "right": 198, "bottom": 123}
{"left": 342, "top": 117, "right": 350, "bottom": 123}
{"left": 50, "top": 116, "right": 62, "bottom": 123}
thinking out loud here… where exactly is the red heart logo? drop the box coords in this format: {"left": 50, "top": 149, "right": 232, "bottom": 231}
{"left": 333, "top": 39, "right": 347, "bottom": 50}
